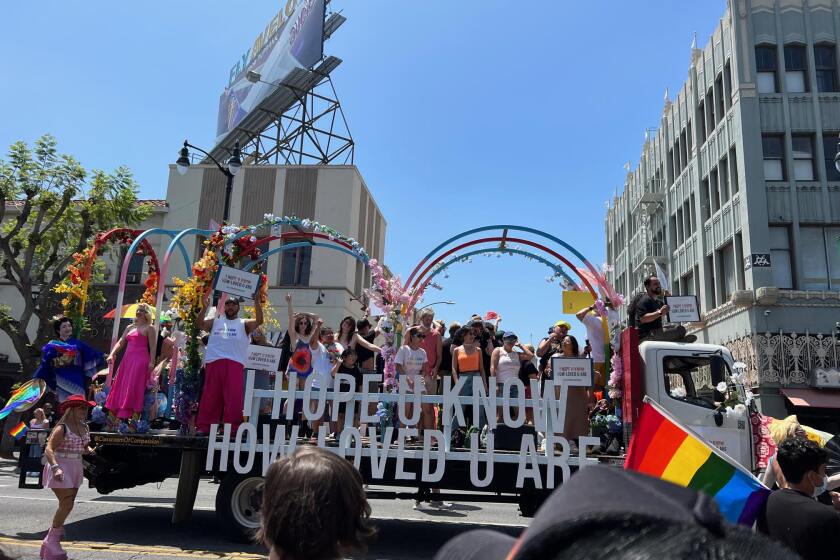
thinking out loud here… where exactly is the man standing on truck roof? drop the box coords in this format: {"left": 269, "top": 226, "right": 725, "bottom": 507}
{"left": 635, "top": 275, "right": 696, "bottom": 344}
{"left": 195, "top": 293, "right": 264, "bottom": 436}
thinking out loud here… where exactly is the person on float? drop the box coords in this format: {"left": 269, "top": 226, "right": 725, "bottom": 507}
{"left": 104, "top": 303, "right": 156, "bottom": 422}
{"left": 395, "top": 326, "right": 430, "bottom": 438}
{"left": 353, "top": 316, "right": 382, "bottom": 437}
{"left": 576, "top": 301, "right": 611, "bottom": 399}
{"left": 195, "top": 293, "right": 263, "bottom": 436}
{"left": 337, "top": 316, "right": 381, "bottom": 386}
{"left": 451, "top": 326, "right": 487, "bottom": 435}
{"left": 545, "top": 334, "right": 590, "bottom": 454}
{"left": 284, "top": 294, "right": 321, "bottom": 422}
{"left": 536, "top": 320, "right": 570, "bottom": 380}
{"left": 40, "top": 394, "right": 97, "bottom": 560}
{"left": 417, "top": 308, "right": 443, "bottom": 397}
{"left": 310, "top": 326, "right": 344, "bottom": 439}
{"left": 34, "top": 316, "right": 105, "bottom": 403}
{"left": 490, "top": 332, "right": 534, "bottom": 423}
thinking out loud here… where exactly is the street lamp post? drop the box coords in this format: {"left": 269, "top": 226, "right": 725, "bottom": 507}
{"left": 417, "top": 300, "right": 455, "bottom": 311}
{"left": 175, "top": 140, "right": 242, "bottom": 222}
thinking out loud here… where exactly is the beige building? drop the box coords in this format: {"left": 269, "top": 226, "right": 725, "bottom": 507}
{"left": 0, "top": 164, "right": 386, "bottom": 366}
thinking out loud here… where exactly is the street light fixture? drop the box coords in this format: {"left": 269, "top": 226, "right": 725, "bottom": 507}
{"left": 175, "top": 139, "right": 242, "bottom": 222}
{"left": 417, "top": 300, "right": 455, "bottom": 311}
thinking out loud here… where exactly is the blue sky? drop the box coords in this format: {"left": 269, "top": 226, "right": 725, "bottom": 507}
{"left": 1, "top": 1, "right": 726, "bottom": 344}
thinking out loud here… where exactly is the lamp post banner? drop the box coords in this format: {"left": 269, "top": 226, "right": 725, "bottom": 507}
{"left": 216, "top": 0, "right": 325, "bottom": 139}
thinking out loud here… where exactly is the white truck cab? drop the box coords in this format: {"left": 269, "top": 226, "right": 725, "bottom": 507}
{"left": 623, "top": 333, "right": 755, "bottom": 473}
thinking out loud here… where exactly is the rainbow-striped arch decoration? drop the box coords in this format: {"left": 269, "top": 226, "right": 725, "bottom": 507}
{"left": 405, "top": 225, "right": 618, "bottom": 316}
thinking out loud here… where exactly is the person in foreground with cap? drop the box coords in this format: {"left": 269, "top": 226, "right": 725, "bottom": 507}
{"left": 40, "top": 394, "right": 97, "bottom": 560}
{"left": 434, "top": 465, "right": 798, "bottom": 560}
{"left": 195, "top": 292, "right": 263, "bottom": 436}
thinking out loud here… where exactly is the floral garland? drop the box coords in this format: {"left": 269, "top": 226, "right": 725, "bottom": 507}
{"left": 54, "top": 247, "right": 95, "bottom": 332}
{"left": 54, "top": 233, "right": 161, "bottom": 334}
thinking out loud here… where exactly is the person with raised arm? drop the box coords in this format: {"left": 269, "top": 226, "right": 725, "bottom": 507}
{"left": 194, "top": 292, "right": 263, "bottom": 436}
{"left": 284, "top": 293, "right": 322, "bottom": 426}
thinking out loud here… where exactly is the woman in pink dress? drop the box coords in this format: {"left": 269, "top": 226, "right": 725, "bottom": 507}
{"left": 105, "top": 303, "right": 156, "bottom": 420}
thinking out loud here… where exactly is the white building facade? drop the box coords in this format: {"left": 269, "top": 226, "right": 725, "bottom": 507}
{"left": 606, "top": 0, "right": 840, "bottom": 426}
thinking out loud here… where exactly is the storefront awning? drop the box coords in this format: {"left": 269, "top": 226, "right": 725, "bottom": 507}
{"left": 780, "top": 388, "right": 840, "bottom": 409}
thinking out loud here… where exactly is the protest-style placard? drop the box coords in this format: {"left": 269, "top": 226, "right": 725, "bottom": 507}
{"left": 214, "top": 266, "right": 261, "bottom": 300}
{"left": 246, "top": 345, "right": 284, "bottom": 372}
{"left": 665, "top": 295, "right": 701, "bottom": 323}
{"left": 550, "top": 356, "right": 593, "bottom": 386}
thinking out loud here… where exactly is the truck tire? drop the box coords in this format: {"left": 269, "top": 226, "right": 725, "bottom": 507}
{"left": 517, "top": 493, "right": 546, "bottom": 518}
{"left": 215, "top": 472, "right": 264, "bottom": 542}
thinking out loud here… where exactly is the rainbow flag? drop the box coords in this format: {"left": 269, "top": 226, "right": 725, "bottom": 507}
{"left": 0, "top": 382, "right": 42, "bottom": 420}
{"left": 625, "top": 401, "right": 769, "bottom": 526}
{"left": 8, "top": 421, "right": 27, "bottom": 440}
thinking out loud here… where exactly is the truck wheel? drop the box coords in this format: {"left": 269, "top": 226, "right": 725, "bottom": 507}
{"left": 518, "top": 493, "right": 545, "bottom": 517}
{"left": 215, "top": 472, "right": 264, "bottom": 542}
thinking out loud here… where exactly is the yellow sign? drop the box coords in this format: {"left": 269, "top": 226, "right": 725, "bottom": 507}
{"left": 561, "top": 291, "right": 595, "bottom": 314}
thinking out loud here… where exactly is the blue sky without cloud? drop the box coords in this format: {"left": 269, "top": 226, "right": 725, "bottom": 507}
{"left": 1, "top": 1, "right": 726, "bottom": 344}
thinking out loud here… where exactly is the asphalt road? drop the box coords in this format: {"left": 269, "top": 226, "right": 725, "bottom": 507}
{"left": 0, "top": 458, "right": 526, "bottom": 559}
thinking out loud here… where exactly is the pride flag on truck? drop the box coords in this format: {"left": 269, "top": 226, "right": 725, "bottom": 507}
{"left": 624, "top": 399, "right": 769, "bottom": 526}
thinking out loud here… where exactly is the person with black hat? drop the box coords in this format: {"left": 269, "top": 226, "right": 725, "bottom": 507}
{"left": 195, "top": 292, "right": 263, "bottom": 436}
{"left": 435, "top": 466, "right": 798, "bottom": 560}
{"left": 40, "top": 394, "right": 96, "bottom": 560}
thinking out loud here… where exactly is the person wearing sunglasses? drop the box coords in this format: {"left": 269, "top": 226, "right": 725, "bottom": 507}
{"left": 395, "top": 326, "right": 431, "bottom": 437}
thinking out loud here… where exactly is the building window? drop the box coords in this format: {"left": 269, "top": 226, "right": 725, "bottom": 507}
{"left": 769, "top": 226, "right": 793, "bottom": 289}
{"left": 700, "top": 178, "right": 711, "bottom": 221}
{"left": 280, "top": 246, "right": 311, "bottom": 286}
{"left": 815, "top": 44, "right": 838, "bottom": 92}
{"left": 792, "top": 135, "right": 814, "bottom": 181}
{"left": 714, "top": 74, "right": 725, "bottom": 123}
{"left": 756, "top": 45, "right": 777, "bottom": 93}
{"left": 720, "top": 243, "right": 736, "bottom": 302}
{"left": 762, "top": 135, "right": 785, "bottom": 181}
{"left": 710, "top": 168, "right": 720, "bottom": 213}
{"left": 724, "top": 61, "right": 734, "bottom": 107}
{"left": 801, "top": 227, "right": 829, "bottom": 290}
{"left": 784, "top": 44, "right": 808, "bottom": 93}
{"left": 706, "top": 87, "right": 715, "bottom": 132}
{"left": 828, "top": 227, "right": 840, "bottom": 288}
{"left": 720, "top": 155, "right": 730, "bottom": 204}
{"left": 823, "top": 133, "right": 840, "bottom": 181}
{"left": 698, "top": 100, "right": 707, "bottom": 142}
{"left": 125, "top": 251, "right": 144, "bottom": 284}
{"left": 729, "top": 148, "right": 739, "bottom": 193}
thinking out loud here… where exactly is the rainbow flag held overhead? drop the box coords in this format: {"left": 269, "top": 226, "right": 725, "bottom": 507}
{"left": 8, "top": 421, "right": 28, "bottom": 440}
{"left": 625, "top": 400, "right": 769, "bottom": 526}
{"left": 0, "top": 380, "right": 43, "bottom": 421}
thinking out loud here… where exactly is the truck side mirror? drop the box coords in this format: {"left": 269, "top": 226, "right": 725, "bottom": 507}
{"left": 713, "top": 410, "right": 724, "bottom": 427}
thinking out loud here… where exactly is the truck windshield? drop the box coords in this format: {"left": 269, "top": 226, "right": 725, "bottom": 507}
{"left": 663, "top": 355, "right": 730, "bottom": 410}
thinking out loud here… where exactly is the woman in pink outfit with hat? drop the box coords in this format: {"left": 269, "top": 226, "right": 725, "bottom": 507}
{"left": 40, "top": 394, "right": 96, "bottom": 560}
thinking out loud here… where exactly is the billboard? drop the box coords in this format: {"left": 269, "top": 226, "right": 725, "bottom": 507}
{"left": 217, "top": 0, "right": 325, "bottom": 140}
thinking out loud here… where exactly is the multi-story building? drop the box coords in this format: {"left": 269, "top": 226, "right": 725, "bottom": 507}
{"left": 0, "top": 164, "right": 386, "bottom": 371}
{"left": 606, "top": 0, "right": 840, "bottom": 425}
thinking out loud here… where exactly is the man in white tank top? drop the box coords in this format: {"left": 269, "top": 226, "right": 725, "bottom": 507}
{"left": 196, "top": 293, "right": 263, "bottom": 435}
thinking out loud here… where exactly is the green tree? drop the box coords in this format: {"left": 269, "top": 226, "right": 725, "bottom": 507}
{"left": 0, "top": 134, "right": 152, "bottom": 375}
